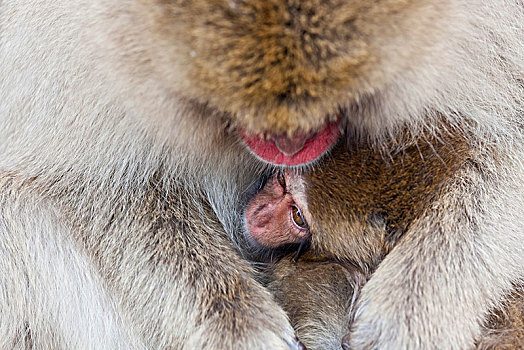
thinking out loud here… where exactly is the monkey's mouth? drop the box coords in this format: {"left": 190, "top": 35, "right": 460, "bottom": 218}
{"left": 240, "top": 120, "right": 341, "bottom": 166}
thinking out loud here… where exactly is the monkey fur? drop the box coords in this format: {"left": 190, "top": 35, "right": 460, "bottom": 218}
{"left": 254, "top": 138, "right": 523, "bottom": 348}
{"left": 1, "top": 0, "right": 523, "bottom": 349}
{"left": 268, "top": 254, "right": 524, "bottom": 350}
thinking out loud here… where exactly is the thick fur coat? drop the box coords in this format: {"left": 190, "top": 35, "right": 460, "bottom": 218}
{"left": 0, "top": 0, "right": 522, "bottom": 349}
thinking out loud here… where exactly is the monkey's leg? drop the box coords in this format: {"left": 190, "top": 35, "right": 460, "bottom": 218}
{"left": 0, "top": 188, "right": 142, "bottom": 349}
{"left": 268, "top": 256, "right": 524, "bottom": 350}
{"left": 347, "top": 157, "right": 524, "bottom": 349}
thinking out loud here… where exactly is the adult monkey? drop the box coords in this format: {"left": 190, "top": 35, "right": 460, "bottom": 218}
{"left": 0, "top": 0, "right": 522, "bottom": 349}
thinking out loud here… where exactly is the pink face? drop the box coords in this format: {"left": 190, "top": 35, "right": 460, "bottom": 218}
{"left": 240, "top": 120, "right": 341, "bottom": 166}
{"left": 244, "top": 171, "right": 312, "bottom": 248}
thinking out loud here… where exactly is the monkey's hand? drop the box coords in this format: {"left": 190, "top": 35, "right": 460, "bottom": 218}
{"left": 89, "top": 192, "right": 305, "bottom": 349}
{"left": 345, "top": 167, "right": 524, "bottom": 349}
{"left": 183, "top": 270, "right": 305, "bottom": 350}
{"left": 124, "top": 237, "right": 304, "bottom": 349}
{"left": 167, "top": 218, "right": 304, "bottom": 349}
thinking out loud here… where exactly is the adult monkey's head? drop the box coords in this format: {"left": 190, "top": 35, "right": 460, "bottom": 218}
{"left": 140, "top": 0, "right": 462, "bottom": 166}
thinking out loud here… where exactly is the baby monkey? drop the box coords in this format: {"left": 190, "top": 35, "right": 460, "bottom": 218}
{"left": 244, "top": 140, "right": 524, "bottom": 349}
{"left": 244, "top": 171, "right": 312, "bottom": 254}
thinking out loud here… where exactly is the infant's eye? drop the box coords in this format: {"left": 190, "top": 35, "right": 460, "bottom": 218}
{"left": 277, "top": 172, "right": 286, "bottom": 189}
{"left": 291, "top": 205, "right": 307, "bottom": 229}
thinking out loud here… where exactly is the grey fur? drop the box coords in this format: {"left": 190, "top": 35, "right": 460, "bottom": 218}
{"left": 0, "top": 0, "right": 297, "bottom": 348}
{"left": 350, "top": 155, "right": 524, "bottom": 348}
{"left": 0, "top": 0, "right": 523, "bottom": 349}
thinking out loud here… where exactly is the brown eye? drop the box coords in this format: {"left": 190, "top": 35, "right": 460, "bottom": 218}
{"left": 277, "top": 172, "right": 286, "bottom": 189}
{"left": 291, "top": 205, "right": 307, "bottom": 229}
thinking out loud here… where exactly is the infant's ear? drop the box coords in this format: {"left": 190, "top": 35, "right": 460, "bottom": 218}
{"left": 267, "top": 254, "right": 365, "bottom": 350}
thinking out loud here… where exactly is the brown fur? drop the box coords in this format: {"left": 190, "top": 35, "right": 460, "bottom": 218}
{"left": 478, "top": 290, "right": 524, "bottom": 349}
{"left": 1, "top": 0, "right": 522, "bottom": 348}
{"left": 306, "top": 125, "right": 472, "bottom": 266}
{"left": 267, "top": 252, "right": 365, "bottom": 350}
{"left": 260, "top": 129, "right": 523, "bottom": 348}
{"left": 143, "top": 0, "right": 447, "bottom": 135}
{"left": 269, "top": 254, "right": 524, "bottom": 350}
